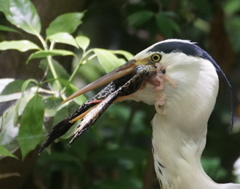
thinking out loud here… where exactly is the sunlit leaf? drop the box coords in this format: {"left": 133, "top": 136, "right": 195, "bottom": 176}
{"left": 0, "top": 145, "right": 17, "bottom": 159}
{"left": 194, "top": 18, "right": 210, "bottom": 33}
{"left": 224, "top": 0, "right": 240, "bottom": 14}
{"left": 0, "top": 104, "right": 19, "bottom": 152}
{"left": 0, "top": 93, "right": 21, "bottom": 103}
{"left": 128, "top": 11, "right": 154, "bottom": 27}
{"left": 0, "top": 0, "right": 10, "bottom": 15}
{"left": 94, "top": 48, "right": 125, "bottom": 73}
{"left": 0, "top": 93, "right": 35, "bottom": 157}
{"left": 0, "top": 78, "right": 15, "bottom": 93}
{"left": 48, "top": 32, "right": 78, "bottom": 48}
{"left": 75, "top": 35, "right": 90, "bottom": 50}
{"left": 0, "top": 25, "right": 20, "bottom": 33}
{"left": 4, "top": 0, "right": 41, "bottom": 35}
{"left": 27, "top": 49, "right": 76, "bottom": 62}
{"left": 0, "top": 40, "right": 40, "bottom": 52}
{"left": 110, "top": 50, "right": 134, "bottom": 61}
{"left": 46, "top": 12, "right": 85, "bottom": 36}
{"left": 17, "top": 94, "right": 44, "bottom": 159}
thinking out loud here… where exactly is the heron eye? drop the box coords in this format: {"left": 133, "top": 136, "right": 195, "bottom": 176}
{"left": 151, "top": 53, "right": 162, "bottom": 62}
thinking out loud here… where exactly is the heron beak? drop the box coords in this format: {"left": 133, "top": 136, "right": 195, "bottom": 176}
{"left": 62, "top": 58, "right": 149, "bottom": 103}
{"left": 39, "top": 58, "right": 153, "bottom": 152}
{"left": 65, "top": 57, "right": 154, "bottom": 145}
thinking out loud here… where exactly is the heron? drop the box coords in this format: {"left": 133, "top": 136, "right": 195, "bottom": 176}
{"left": 39, "top": 39, "right": 240, "bottom": 189}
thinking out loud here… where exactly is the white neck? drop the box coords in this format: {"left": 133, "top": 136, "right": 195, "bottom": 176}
{"left": 152, "top": 113, "right": 240, "bottom": 189}
{"left": 152, "top": 113, "right": 216, "bottom": 189}
{"left": 149, "top": 55, "right": 238, "bottom": 188}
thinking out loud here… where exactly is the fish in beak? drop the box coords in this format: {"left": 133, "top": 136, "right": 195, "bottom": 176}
{"left": 39, "top": 58, "right": 156, "bottom": 154}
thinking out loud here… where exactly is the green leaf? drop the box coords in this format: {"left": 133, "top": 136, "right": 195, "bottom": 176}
{"left": 94, "top": 49, "right": 125, "bottom": 73}
{"left": 156, "top": 13, "right": 180, "bottom": 37}
{"left": 0, "top": 80, "right": 27, "bottom": 100}
{"left": 94, "top": 179, "right": 141, "bottom": 189}
{"left": 128, "top": 11, "right": 154, "bottom": 27}
{"left": 52, "top": 102, "right": 81, "bottom": 139}
{"left": 110, "top": 50, "right": 134, "bottom": 61}
{"left": 0, "top": 40, "right": 40, "bottom": 52}
{"left": 4, "top": 0, "right": 41, "bottom": 35}
{"left": 46, "top": 12, "right": 85, "bottom": 36}
{"left": 43, "top": 96, "right": 62, "bottom": 117}
{"left": 57, "top": 79, "right": 87, "bottom": 105}
{"left": 27, "top": 49, "right": 76, "bottom": 62}
{"left": 0, "top": 93, "right": 21, "bottom": 103}
{"left": 39, "top": 59, "right": 69, "bottom": 80}
{"left": 0, "top": 0, "right": 10, "bottom": 15}
{"left": 48, "top": 32, "right": 78, "bottom": 48}
{"left": 39, "top": 59, "right": 70, "bottom": 91}
{"left": 0, "top": 78, "right": 15, "bottom": 94}
{"left": 0, "top": 92, "right": 35, "bottom": 154}
{"left": 73, "top": 94, "right": 87, "bottom": 106}
{"left": 90, "top": 148, "right": 145, "bottom": 162}
{"left": 202, "top": 157, "right": 228, "bottom": 180}
{"left": 0, "top": 145, "right": 17, "bottom": 159}
{"left": 224, "top": 0, "right": 240, "bottom": 14}
{"left": 75, "top": 35, "right": 90, "bottom": 50}
{"left": 0, "top": 25, "right": 20, "bottom": 33}
{"left": 21, "top": 79, "right": 38, "bottom": 95}
{"left": 17, "top": 94, "right": 44, "bottom": 159}
{"left": 53, "top": 106, "right": 70, "bottom": 126}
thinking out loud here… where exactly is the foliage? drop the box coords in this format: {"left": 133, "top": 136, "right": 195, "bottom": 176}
{"left": 0, "top": 0, "right": 133, "bottom": 160}
{"left": 0, "top": 0, "right": 240, "bottom": 188}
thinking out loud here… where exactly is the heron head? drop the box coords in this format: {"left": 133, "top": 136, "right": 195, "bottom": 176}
{"left": 39, "top": 39, "right": 233, "bottom": 152}
{"left": 64, "top": 39, "right": 223, "bottom": 118}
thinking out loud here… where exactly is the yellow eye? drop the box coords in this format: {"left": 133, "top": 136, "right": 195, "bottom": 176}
{"left": 151, "top": 53, "right": 162, "bottom": 62}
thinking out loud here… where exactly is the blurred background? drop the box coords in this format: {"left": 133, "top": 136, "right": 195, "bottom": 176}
{"left": 0, "top": 0, "right": 240, "bottom": 188}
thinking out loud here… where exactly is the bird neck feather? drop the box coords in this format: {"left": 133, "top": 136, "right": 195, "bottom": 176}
{"left": 150, "top": 56, "right": 221, "bottom": 188}
{"left": 152, "top": 114, "right": 240, "bottom": 189}
{"left": 151, "top": 113, "right": 216, "bottom": 189}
